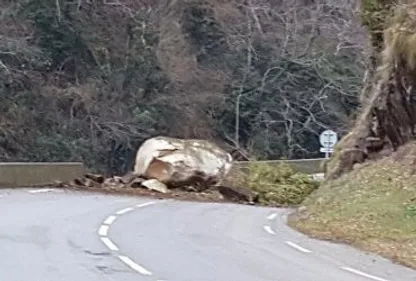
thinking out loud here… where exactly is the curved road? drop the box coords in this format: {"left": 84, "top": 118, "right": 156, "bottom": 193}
{"left": 0, "top": 188, "right": 415, "bottom": 281}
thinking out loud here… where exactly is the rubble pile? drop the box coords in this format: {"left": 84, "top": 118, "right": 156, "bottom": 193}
{"left": 54, "top": 171, "right": 258, "bottom": 204}
{"left": 53, "top": 136, "right": 259, "bottom": 204}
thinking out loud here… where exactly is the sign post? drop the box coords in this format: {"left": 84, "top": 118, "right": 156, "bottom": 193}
{"left": 319, "top": 129, "right": 338, "bottom": 159}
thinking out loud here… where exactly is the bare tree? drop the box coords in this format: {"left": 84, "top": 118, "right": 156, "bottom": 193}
{"left": 214, "top": 0, "right": 366, "bottom": 159}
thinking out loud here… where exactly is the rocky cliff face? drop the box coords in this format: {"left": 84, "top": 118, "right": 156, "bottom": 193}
{"left": 327, "top": 1, "right": 416, "bottom": 179}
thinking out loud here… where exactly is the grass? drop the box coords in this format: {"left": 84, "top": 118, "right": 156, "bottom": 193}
{"left": 288, "top": 142, "right": 416, "bottom": 269}
{"left": 244, "top": 162, "right": 320, "bottom": 206}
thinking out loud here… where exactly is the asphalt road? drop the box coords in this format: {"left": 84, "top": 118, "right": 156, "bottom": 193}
{"left": 0, "top": 188, "right": 415, "bottom": 281}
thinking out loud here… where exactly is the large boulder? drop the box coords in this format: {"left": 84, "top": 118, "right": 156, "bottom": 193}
{"left": 133, "top": 136, "right": 233, "bottom": 189}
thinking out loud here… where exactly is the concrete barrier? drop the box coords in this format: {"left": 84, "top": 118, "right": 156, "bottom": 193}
{"left": 0, "top": 162, "right": 85, "bottom": 187}
{"left": 232, "top": 158, "right": 326, "bottom": 175}
{"left": 0, "top": 159, "right": 324, "bottom": 188}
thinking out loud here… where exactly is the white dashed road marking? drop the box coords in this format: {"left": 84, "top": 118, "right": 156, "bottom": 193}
{"left": 116, "top": 207, "right": 134, "bottom": 215}
{"left": 100, "top": 237, "right": 119, "bottom": 251}
{"left": 285, "top": 241, "right": 312, "bottom": 253}
{"left": 263, "top": 225, "right": 276, "bottom": 235}
{"left": 136, "top": 201, "right": 157, "bottom": 208}
{"left": 264, "top": 214, "right": 312, "bottom": 254}
{"left": 98, "top": 225, "right": 109, "bottom": 236}
{"left": 103, "top": 215, "right": 117, "bottom": 225}
{"left": 262, "top": 213, "right": 393, "bottom": 280}
{"left": 97, "top": 201, "right": 395, "bottom": 280}
{"left": 118, "top": 255, "right": 153, "bottom": 276}
{"left": 98, "top": 200, "right": 158, "bottom": 276}
{"left": 341, "top": 267, "right": 390, "bottom": 281}
{"left": 267, "top": 213, "right": 277, "bottom": 220}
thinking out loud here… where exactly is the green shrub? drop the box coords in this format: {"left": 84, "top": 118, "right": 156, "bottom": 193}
{"left": 405, "top": 204, "right": 416, "bottom": 219}
{"left": 245, "top": 162, "right": 320, "bottom": 206}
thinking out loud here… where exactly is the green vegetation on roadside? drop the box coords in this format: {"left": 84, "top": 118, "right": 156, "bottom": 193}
{"left": 245, "top": 162, "right": 320, "bottom": 206}
{"left": 289, "top": 143, "right": 416, "bottom": 269}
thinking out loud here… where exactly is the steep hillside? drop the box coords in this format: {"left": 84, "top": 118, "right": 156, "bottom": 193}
{"left": 290, "top": 0, "right": 416, "bottom": 269}
{"left": 0, "top": 0, "right": 364, "bottom": 173}
{"left": 290, "top": 142, "right": 416, "bottom": 269}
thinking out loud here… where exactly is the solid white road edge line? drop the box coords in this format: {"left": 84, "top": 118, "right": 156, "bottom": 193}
{"left": 98, "top": 225, "right": 109, "bottom": 236}
{"left": 341, "top": 267, "right": 390, "bottom": 281}
{"left": 28, "top": 188, "right": 57, "bottom": 194}
{"left": 285, "top": 241, "right": 312, "bottom": 253}
{"left": 263, "top": 225, "right": 276, "bottom": 235}
{"left": 103, "top": 215, "right": 117, "bottom": 225}
{"left": 116, "top": 207, "right": 134, "bottom": 215}
{"left": 267, "top": 213, "right": 278, "bottom": 220}
{"left": 118, "top": 255, "right": 153, "bottom": 276}
{"left": 100, "top": 237, "right": 119, "bottom": 251}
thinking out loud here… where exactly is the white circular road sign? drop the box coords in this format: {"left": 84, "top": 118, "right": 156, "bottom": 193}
{"left": 319, "top": 129, "right": 338, "bottom": 148}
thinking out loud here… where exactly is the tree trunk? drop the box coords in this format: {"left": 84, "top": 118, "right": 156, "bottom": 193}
{"left": 326, "top": 1, "right": 416, "bottom": 179}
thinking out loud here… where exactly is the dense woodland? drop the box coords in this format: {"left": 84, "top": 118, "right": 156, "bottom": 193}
{"left": 0, "top": 0, "right": 366, "bottom": 173}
